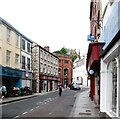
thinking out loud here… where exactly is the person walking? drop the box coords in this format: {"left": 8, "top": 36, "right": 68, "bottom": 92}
{"left": 1, "top": 84, "right": 7, "bottom": 100}
{"left": 58, "top": 84, "right": 62, "bottom": 96}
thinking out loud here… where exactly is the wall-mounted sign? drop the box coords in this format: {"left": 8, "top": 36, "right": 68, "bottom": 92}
{"left": 87, "top": 35, "right": 94, "bottom": 41}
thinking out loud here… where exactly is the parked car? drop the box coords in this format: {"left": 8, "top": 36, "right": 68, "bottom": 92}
{"left": 70, "top": 83, "right": 81, "bottom": 90}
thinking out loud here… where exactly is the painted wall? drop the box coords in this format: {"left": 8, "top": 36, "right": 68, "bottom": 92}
{"left": 0, "top": 23, "right": 21, "bottom": 68}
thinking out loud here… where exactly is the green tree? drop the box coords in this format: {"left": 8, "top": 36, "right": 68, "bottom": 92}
{"left": 60, "top": 47, "right": 68, "bottom": 55}
{"left": 72, "top": 54, "right": 77, "bottom": 62}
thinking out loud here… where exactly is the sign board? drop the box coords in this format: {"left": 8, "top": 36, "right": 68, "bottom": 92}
{"left": 89, "top": 69, "right": 94, "bottom": 75}
{"left": 87, "top": 35, "right": 94, "bottom": 41}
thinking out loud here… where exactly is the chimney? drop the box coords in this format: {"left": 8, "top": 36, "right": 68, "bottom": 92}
{"left": 44, "top": 46, "right": 50, "bottom": 52}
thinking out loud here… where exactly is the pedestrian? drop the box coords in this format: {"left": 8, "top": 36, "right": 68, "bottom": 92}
{"left": 1, "top": 84, "right": 7, "bottom": 101}
{"left": 58, "top": 84, "right": 62, "bottom": 96}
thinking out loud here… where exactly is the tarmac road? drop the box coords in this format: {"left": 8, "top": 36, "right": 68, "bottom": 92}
{"left": 2, "top": 88, "right": 88, "bottom": 118}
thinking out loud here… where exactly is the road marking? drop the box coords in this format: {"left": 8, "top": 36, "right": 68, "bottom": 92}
{"left": 49, "top": 112, "right": 52, "bottom": 115}
{"left": 36, "top": 106, "right": 39, "bottom": 108}
{"left": 13, "top": 115, "right": 19, "bottom": 119}
{"left": 22, "top": 112, "right": 28, "bottom": 115}
{"left": 30, "top": 109, "right": 34, "bottom": 111}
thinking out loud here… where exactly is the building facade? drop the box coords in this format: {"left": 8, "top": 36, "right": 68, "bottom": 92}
{"left": 73, "top": 56, "right": 88, "bottom": 86}
{"left": 32, "top": 42, "right": 59, "bottom": 93}
{"left": 57, "top": 55, "right": 73, "bottom": 88}
{"left": 21, "top": 35, "right": 33, "bottom": 89}
{"left": 100, "top": 0, "right": 120, "bottom": 117}
{"left": 86, "top": 0, "right": 104, "bottom": 106}
{"left": 0, "top": 17, "right": 33, "bottom": 96}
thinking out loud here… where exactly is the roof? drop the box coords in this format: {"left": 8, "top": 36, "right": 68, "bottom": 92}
{"left": 0, "top": 17, "right": 33, "bottom": 43}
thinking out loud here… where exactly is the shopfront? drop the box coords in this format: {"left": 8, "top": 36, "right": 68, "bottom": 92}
{"left": 21, "top": 71, "right": 33, "bottom": 89}
{"left": 86, "top": 42, "right": 104, "bottom": 105}
{"left": 40, "top": 74, "right": 59, "bottom": 93}
{"left": 0, "top": 66, "right": 22, "bottom": 96}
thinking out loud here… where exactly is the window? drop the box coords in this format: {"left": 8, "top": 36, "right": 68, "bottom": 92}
{"left": 27, "top": 42, "right": 31, "bottom": 53}
{"left": 6, "top": 28, "right": 11, "bottom": 42}
{"left": 40, "top": 50, "right": 43, "bottom": 59}
{"left": 22, "top": 56, "right": 25, "bottom": 69}
{"left": 64, "top": 68, "right": 68, "bottom": 76}
{"left": 64, "top": 60, "right": 68, "bottom": 64}
{"left": 22, "top": 39, "right": 25, "bottom": 50}
{"left": 6, "top": 50, "right": 11, "bottom": 65}
{"left": 59, "top": 59, "right": 61, "bottom": 63}
{"left": 27, "top": 58, "right": 30, "bottom": 70}
{"left": 15, "top": 33, "right": 19, "bottom": 47}
{"left": 15, "top": 54, "right": 19, "bottom": 67}
{"left": 112, "top": 59, "right": 117, "bottom": 112}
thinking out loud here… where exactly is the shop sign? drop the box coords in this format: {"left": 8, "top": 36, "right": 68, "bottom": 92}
{"left": 1, "top": 66, "right": 22, "bottom": 78}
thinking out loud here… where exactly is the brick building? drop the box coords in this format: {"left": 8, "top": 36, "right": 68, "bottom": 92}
{"left": 58, "top": 55, "right": 73, "bottom": 88}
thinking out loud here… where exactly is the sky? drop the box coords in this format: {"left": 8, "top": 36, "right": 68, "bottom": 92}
{"left": 0, "top": 0, "right": 90, "bottom": 54}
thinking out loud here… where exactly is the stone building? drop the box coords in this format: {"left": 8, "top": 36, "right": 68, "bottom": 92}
{"left": 32, "top": 42, "right": 59, "bottom": 93}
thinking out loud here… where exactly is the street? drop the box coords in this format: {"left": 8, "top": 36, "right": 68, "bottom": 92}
{"left": 2, "top": 87, "right": 88, "bottom": 118}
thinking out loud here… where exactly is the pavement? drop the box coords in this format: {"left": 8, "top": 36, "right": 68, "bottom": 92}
{"left": 70, "top": 87, "right": 100, "bottom": 117}
{"left": 0, "top": 86, "right": 100, "bottom": 117}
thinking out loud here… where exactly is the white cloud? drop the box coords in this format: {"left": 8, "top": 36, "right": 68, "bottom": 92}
{"left": 0, "top": 0, "right": 90, "bottom": 53}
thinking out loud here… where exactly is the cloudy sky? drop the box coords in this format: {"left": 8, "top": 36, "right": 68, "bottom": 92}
{"left": 0, "top": 0, "right": 90, "bottom": 54}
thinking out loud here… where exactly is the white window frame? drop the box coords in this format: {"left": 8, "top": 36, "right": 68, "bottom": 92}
{"left": 6, "top": 28, "right": 11, "bottom": 43}
{"left": 15, "top": 33, "right": 19, "bottom": 47}
{"left": 6, "top": 50, "right": 11, "bottom": 66}
{"left": 15, "top": 53, "right": 19, "bottom": 67}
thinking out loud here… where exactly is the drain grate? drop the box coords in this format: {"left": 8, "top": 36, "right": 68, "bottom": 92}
{"left": 79, "top": 112, "right": 91, "bottom": 115}
{"left": 86, "top": 110, "right": 91, "bottom": 112}
{"left": 69, "top": 104, "right": 73, "bottom": 107}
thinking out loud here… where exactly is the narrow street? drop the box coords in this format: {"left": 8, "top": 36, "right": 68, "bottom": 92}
{"left": 2, "top": 88, "right": 88, "bottom": 118}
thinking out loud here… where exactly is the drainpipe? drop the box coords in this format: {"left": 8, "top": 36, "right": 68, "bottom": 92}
{"left": 116, "top": 56, "right": 120, "bottom": 117}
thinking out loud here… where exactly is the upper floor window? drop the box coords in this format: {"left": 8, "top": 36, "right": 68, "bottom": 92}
{"left": 59, "top": 59, "right": 61, "bottom": 63}
{"left": 40, "top": 50, "right": 43, "bottom": 59}
{"left": 27, "top": 42, "right": 31, "bottom": 53}
{"left": 22, "top": 56, "right": 25, "bottom": 69}
{"left": 6, "top": 28, "right": 11, "bottom": 43}
{"left": 64, "top": 60, "right": 68, "bottom": 64}
{"left": 6, "top": 50, "right": 11, "bottom": 66}
{"left": 15, "top": 33, "right": 19, "bottom": 47}
{"left": 15, "top": 53, "right": 19, "bottom": 67}
{"left": 27, "top": 58, "right": 30, "bottom": 70}
{"left": 22, "top": 39, "right": 25, "bottom": 50}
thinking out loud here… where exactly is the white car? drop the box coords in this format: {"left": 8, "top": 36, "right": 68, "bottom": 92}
{"left": 70, "top": 83, "right": 81, "bottom": 90}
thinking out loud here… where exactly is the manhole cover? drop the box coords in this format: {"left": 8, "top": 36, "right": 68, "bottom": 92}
{"left": 79, "top": 112, "right": 91, "bottom": 115}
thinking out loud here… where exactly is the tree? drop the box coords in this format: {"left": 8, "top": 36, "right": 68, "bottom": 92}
{"left": 60, "top": 47, "right": 68, "bottom": 55}
{"left": 72, "top": 54, "right": 77, "bottom": 62}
